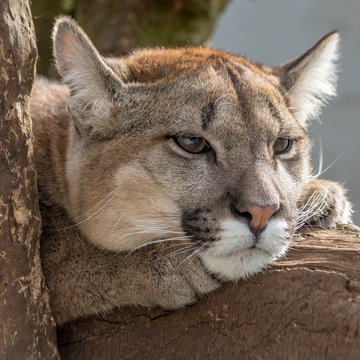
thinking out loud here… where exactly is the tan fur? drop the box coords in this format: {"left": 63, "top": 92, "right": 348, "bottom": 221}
{"left": 31, "top": 17, "right": 352, "bottom": 324}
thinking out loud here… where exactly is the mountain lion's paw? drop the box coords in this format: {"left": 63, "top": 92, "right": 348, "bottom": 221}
{"left": 297, "top": 179, "right": 352, "bottom": 229}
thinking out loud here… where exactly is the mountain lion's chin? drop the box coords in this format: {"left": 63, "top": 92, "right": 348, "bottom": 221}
{"left": 200, "top": 248, "right": 274, "bottom": 281}
{"left": 199, "top": 219, "right": 290, "bottom": 281}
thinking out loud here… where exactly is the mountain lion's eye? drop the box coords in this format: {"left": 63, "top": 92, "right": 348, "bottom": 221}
{"left": 173, "top": 136, "right": 211, "bottom": 154}
{"left": 273, "top": 138, "right": 292, "bottom": 155}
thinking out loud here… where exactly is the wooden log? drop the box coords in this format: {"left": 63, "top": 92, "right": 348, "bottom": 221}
{"left": 0, "top": 1, "right": 59, "bottom": 358}
{"left": 58, "top": 224, "right": 360, "bottom": 360}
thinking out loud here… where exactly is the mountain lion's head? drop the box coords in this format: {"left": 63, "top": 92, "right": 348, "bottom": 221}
{"left": 53, "top": 17, "right": 339, "bottom": 280}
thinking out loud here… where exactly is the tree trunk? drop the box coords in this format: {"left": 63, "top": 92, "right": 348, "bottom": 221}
{"left": 75, "top": 0, "right": 230, "bottom": 55}
{"left": 0, "top": 1, "right": 59, "bottom": 359}
{"left": 58, "top": 225, "right": 360, "bottom": 360}
{"left": 30, "top": 0, "right": 230, "bottom": 75}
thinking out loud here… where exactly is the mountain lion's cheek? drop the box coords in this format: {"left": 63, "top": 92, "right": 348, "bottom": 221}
{"left": 199, "top": 219, "right": 290, "bottom": 281}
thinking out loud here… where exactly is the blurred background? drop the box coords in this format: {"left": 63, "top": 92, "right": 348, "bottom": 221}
{"left": 31, "top": 0, "right": 359, "bottom": 223}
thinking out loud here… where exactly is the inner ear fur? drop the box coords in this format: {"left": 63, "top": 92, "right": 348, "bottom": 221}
{"left": 52, "top": 16, "right": 128, "bottom": 138}
{"left": 274, "top": 32, "right": 340, "bottom": 127}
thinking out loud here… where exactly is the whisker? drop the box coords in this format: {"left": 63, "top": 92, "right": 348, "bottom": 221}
{"left": 117, "top": 225, "right": 184, "bottom": 235}
{"left": 214, "top": 93, "right": 232, "bottom": 106}
{"left": 216, "top": 102, "right": 235, "bottom": 109}
{"left": 283, "top": 81, "right": 299, "bottom": 98}
{"left": 178, "top": 242, "right": 208, "bottom": 266}
{"left": 117, "top": 229, "right": 172, "bottom": 243}
{"left": 287, "top": 105, "right": 305, "bottom": 111}
{"left": 131, "top": 220, "right": 181, "bottom": 230}
{"left": 310, "top": 157, "right": 340, "bottom": 180}
{"left": 105, "top": 214, "right": 125, "bottom": 242}
{"left": 157, "top": 241, "right": 195, "bottom": 253}
{"left": 160, "top": 244, "right": 198, "bottom": 260}
{"left": 299, "top": 191, "right": 327, "bottom": 215}
{"left": 56, "top": 192, "right": 117, "bottom": 230}
{"left": 296, "top": 190, "right": 329, "bottom": 229}
{"left": 311, "top": 138, "right": 323, "bottom": 180}
{"left": 74, "top": 187, "right": 118, "bottom": 220}
{"left": 127, "top": 236, "right": 192, "bottom": 256}
{"left": 60, "top": 187, "right": 119, "bottom": 226}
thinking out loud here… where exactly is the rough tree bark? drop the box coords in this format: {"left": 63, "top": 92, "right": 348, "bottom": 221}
{"left": 0, "top": 1, "right": 59, "bottom": 359}
{"left": 58, "top": 225, "right": 360, "bottom": 360}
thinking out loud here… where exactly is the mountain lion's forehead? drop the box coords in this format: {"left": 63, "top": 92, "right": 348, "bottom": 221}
{"left": 118, "top": 47, "right": 278, "bottom": 85}
{"left": 106, "top": 47, "right": 294, "bottom": 137}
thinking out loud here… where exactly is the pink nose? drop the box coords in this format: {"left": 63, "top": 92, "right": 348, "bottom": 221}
{"left": 239, "top": 204, "right": 278, "bottom": 236}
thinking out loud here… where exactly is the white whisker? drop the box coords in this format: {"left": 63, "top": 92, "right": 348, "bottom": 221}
{"left": 56, "top": 191, "right": 117, "bottom": 230}
{"left": 310, "top": 157, "right": 339, "bottom": 180}
{"left": 73, "top": 187, "right": 118, "bottom": 221}
{"left": 160, "top": 244, "right": 198, "bottom": 260}
{"left": 216, "top": 102, "right": 235, "bottom": 109}
{"left": 296, "top": 190, "right": 329, "bottom": 229}
{"left": 178, "top": 242, "right": 208, "bottom": 266}
{"left": 127, "top": 236, "right": 192, "bottom": 256}
{"left": 214, "top": 93, "right": 232, "bottom": 106}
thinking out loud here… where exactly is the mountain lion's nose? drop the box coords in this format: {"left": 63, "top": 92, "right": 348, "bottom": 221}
{"left": 238, "top": 204, "right": 279, "bottom": 237}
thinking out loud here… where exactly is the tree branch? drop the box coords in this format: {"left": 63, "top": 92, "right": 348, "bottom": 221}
{"left": 58, "top": 225, "right": 360, "bottom": 359}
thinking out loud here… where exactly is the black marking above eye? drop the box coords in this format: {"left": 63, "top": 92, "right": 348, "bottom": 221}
{"left": 273, "top": 138, "right": 293, "bottom": 155}
{"left": 265, "top": 98, "right": 283, "bottom": 122}
{"left": 173, "top": 136, "right": 211, "bottom": 154}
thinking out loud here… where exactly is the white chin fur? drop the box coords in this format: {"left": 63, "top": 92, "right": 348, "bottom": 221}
{"left": 199, "top": 219, "right": 289, "bottom": 281}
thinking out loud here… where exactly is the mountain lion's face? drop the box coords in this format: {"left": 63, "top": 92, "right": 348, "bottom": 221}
{"left": 55, "top": 20, "right": 338, "bottom": 280}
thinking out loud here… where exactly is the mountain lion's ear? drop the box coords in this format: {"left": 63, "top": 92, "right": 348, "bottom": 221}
{"left": 274, "top": 32, "right": 340, "bottom": 127}
{"left": 52, "top": 16, "right": 127, "bottom": 137}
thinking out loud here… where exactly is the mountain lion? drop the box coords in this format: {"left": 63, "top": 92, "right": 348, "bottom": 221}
{"left": 31, "top": 17, "right": 352, "bottom": 324}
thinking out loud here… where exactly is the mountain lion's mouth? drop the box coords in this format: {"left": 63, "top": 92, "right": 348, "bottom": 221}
{"left": 197, "top": 218, "right": 290, "bottom": 280}
{"left": 205, "top": 245, "right": 271, "bottom": 258}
